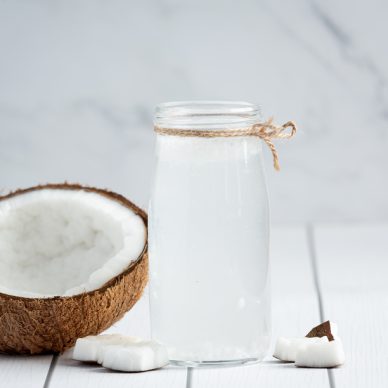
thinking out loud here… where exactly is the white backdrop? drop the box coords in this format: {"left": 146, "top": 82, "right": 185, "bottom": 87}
{"left": 1, "top": 0, "right": 387, "bottom": 222}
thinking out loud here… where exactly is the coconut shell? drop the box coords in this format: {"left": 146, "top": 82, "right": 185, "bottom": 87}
{"left": 0, "top": 183, "right": 148, "bottom": 355}
{"left": 306, "top": 321, "right": 334, "bottom": 341}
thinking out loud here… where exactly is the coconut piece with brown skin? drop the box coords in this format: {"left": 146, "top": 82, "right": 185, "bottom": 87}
{"left": 298, "top": 320, "right": 344, "bottom": 367}
{"left": 306, "top": 320, "right": 336, "bottom": 341}
{"left": 0, "top": 183, "right": 148, "bottom": 354}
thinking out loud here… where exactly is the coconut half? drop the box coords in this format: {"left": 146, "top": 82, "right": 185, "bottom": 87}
{"left": 0, "top": 183, "right": 148, "bottom": 354}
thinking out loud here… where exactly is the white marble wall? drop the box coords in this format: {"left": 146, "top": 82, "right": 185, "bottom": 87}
{"left": 0, "top": 0, "right": 387, "bottom": 222}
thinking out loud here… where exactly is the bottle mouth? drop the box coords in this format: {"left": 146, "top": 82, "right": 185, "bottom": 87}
{"left": 154, "top": 101, "right": 261, "bottom": 129}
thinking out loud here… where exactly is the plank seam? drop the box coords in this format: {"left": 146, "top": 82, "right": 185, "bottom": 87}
{"left": 186, "top": 367, "right": 193, "bottom": 388}
{"left": 307, "top": 224, "right": 336, "bottom": 388}
{"left": 43, "top": 354, "right": 58, "bottom": 388}
{"left": 306, "top": 224, "right": 325, "bottom": 319}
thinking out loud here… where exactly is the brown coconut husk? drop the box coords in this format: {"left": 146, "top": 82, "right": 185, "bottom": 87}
{"left": 0, "top": 183, "right": 148, "bottom": 355}
{"left": 306, "top": 321, "right": 334, "bottom": 341}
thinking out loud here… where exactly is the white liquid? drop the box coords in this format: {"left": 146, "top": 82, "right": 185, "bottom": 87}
{"left": 149, "top": 136, "right": 270, "bottom": 363}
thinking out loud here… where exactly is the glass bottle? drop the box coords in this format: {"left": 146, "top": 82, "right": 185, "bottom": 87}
{"left": 149, "top": 101, "right": 270, "bottom": 366}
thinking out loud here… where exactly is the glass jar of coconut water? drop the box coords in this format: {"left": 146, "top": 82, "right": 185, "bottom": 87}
{"left": 149, "top": 101, "right": 271, "bottom": 366}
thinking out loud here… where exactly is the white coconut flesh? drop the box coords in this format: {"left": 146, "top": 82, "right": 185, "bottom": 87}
{"left": 295, "top": 338, "right": 345, "bottom": 368}
{"left": 73, "top": 335, "right": 169, "bottom": 372}
{"left": 273, "top": 336, "right": 329, "bottom": 362}
{"left": 72, "top": 334, "right": 142, "bottom": 363}
{"left": 0, "top": 189, "right": 146, "bottom": 298}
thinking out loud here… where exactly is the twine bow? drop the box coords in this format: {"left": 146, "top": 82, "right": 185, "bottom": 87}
{"left": 251, "top": 118, "right": 297, "bottom": 170}
{"left": 154, "top": 118, "right": 297, "bottom": 170}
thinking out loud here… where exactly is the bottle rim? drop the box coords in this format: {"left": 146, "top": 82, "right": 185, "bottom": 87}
{"left": 154, "top": 101, "right": 261, "bottom": 129}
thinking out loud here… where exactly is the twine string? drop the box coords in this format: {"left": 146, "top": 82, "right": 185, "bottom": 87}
{"left": 252, "top": 118, "right": 297, "bottom": 170}
{"left": 154, "top": 118, "right": 297, "bottom": 171}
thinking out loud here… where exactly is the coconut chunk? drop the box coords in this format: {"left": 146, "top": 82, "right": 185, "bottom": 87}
{"left": 73, "top": 334, "right": 143, "bottom": 363}
{"left": 73, "top": 334, "right": 126, "bottom": 362}
{"left": 73, "top": 335, "right": 169, "bottom": 372}
{"left": 295, "top": 338, "right": 345, "bottom": 368}
{"left": 96, "top": 336, "right": 143, "bottom": 364}
{"left": 101, "top": 340, "right": 169, "bottom": 372}
{"left": 273, "top": 337, "right": 329, "bottom": 362}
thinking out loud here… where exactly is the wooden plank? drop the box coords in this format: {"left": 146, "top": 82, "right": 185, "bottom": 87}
{"left": 314, "top": 223, "right": 388, "bottom": 388}
{"left": 191, "top": 226, "right": 330, "bottom": 388}
{"left": 49, "top": 290, "right": 187, "bottom": 388}
{"left": 0, "top": 354, "right": 53, "bottom": 388}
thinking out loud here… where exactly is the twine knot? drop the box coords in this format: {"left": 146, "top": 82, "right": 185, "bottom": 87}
{"left": 252, "top": 118, "right": 297, "bottom": 170}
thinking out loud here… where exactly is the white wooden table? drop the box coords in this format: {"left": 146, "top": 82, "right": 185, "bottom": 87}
{"left": 1, "top": 224, "right": 387, "bottom": 387}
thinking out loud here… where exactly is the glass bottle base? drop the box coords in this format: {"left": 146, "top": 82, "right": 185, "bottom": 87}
{"left": 169, "top": 357, "right": 262, "bottom": 367}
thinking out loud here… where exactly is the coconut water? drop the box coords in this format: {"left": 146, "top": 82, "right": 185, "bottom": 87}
{"left": 149, "top": 135, "right": 270, "bottom": 364}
